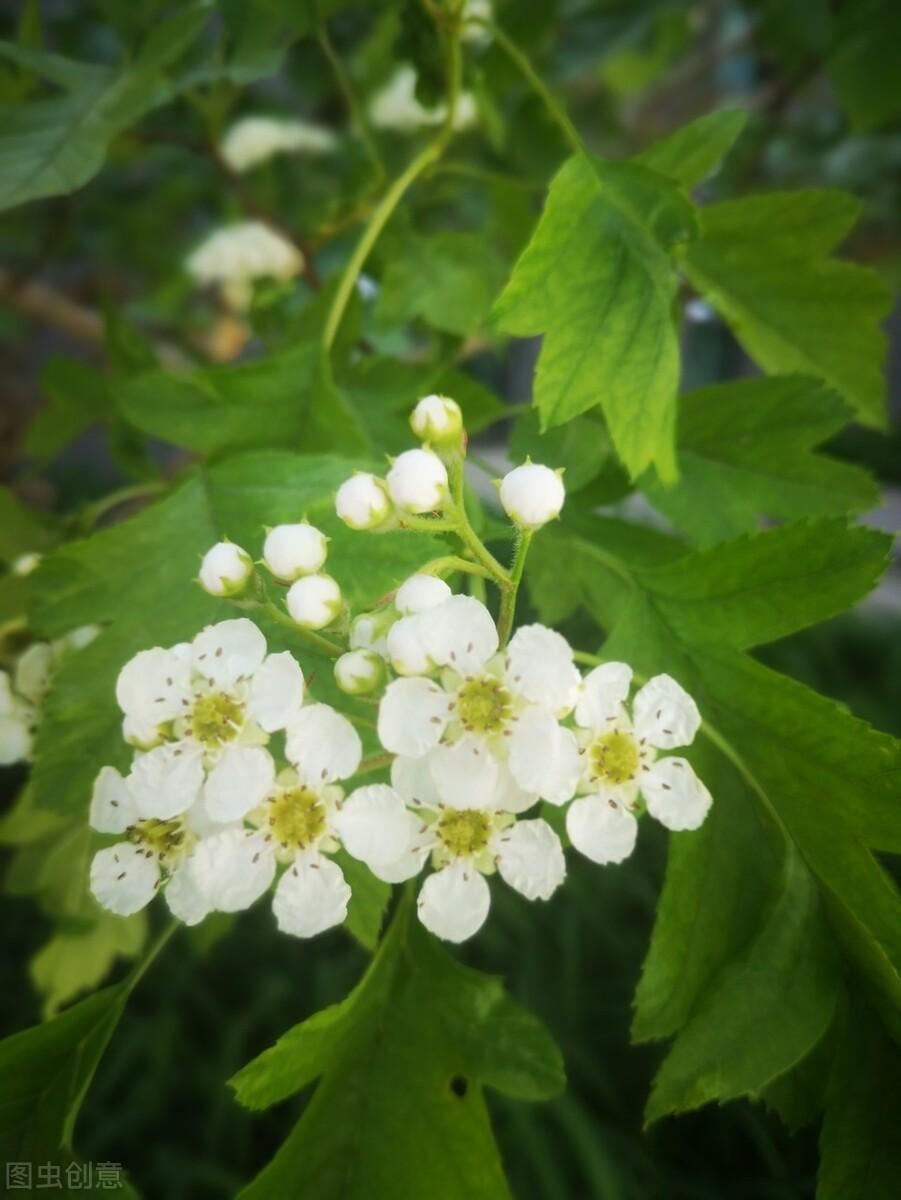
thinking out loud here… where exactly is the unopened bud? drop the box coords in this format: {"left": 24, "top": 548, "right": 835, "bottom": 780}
{"left": 386, "top": 449, "right": 448, "bottom": 514}
{"left": 336, "top": 473, "right": 392, "bottom": 531}
{"left": 410, "top": 394, "right": 463, "bottom": 447}
{"left": 499, "top": 463, "right": 565, "bottom": 529}
{"left": 199, "top": 542, "right": 253, "bottom": 597}
{"left": 285, "top": 574, "right": 342, "bottom": 629}
{"left": 263, "top": 522, "right": 328, "bottom": 580}
{"left": 334, "top": 650, "right": 385, "bottom": 695}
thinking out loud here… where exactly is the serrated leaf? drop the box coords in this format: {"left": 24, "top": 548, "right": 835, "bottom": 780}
{"left": 231, "top": 896, "right": 564, "bottom": 1200}
{"left": 30, "top": 910, "right": 147, "bottom": 1018}
{"left": 493, "top": 154, "right": 697, "bottom": 480}
{"left": 643, "top": 375, "right": 879, "bottom": 545}
{"left": 0, "top": 487, "right": 54, "bottom": 563}
{"left": 638, "top": 107, "right": 748, "bottom": 188}
{"left": 682, "top": 191, "right": 892, "bottom": 427}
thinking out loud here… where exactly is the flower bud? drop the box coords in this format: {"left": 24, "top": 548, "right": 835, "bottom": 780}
{"left": 499, "top": 463, "right": 565, "bottom": 529}
{"left": 263, "top": 522, "right": 328, "bottom": 580}
{"left": 350, "top": 611, "right": 392, "bottom": 656}
{"left": 12, "top": 552, "right": 42, "bottom": 577}
{"left": 386, "top": 448, "right": 448, "bottom": 514}
{"left": 334, "top": 649, "right": 385, "bottom": 695}
{"left": 395, "top": 573, "right": 452, "bottom": 615}
{"left": 410, "top": 394, "right": 463, "bottom": 446}
{"left": 386, "top": 615, "right": 433, "bottom": 675}
{"left": 285, "top": 574, "right": 342, "bottom": 629}
{"left": 336, "top": 473, "right": 392, "bottom": 531}
{"left": 199, "top": 542, "right": 253, "bottom": 597}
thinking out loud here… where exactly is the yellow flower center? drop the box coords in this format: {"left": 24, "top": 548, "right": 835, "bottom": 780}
{"left": 454, "top": 678, "right": 512, "bottom": 734}
{"left": 269, "top": 787, "right": 327, "bottom": 850}
{"left": 130, "top": 818, "right": 188, "bottom": 866}
{"left": 190, "top": 692, "right": 243, "bottom": 748}
{"left": 589, "top": 730, "right": 639, "bottom": 785}
{"left": 437, "top": 809, "right": 494, "bottom": 859}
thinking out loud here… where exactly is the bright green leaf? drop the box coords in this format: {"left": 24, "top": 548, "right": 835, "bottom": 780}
{"left": 639, "top": 107, "right": 748, "bottom": 188}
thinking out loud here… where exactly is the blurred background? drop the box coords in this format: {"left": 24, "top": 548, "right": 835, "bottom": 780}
{"left": 1, "top": 1, "right": 899, "bottom": 1196}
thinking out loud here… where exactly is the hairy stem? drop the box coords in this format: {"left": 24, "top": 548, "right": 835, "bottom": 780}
{"left": 496, "top": 530, "right": 532, "bottom": 645}
{"left": 260, "top": 599, "right": 345, "bottom": 658}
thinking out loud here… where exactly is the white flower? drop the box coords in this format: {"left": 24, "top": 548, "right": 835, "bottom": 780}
{"left": 368, "top": 65, "right": 478, "bottom": 133}
{"left": 285, "top": 574, "right": 342, "bottom": 629}
{"left": 409, "top": 394, "right": 463, "bottom": 445}
{"left": 385, "top": 615, "right": 433, "bottom": 676}
{"left": 220, "top": 115, "right": 336, "bottom": 172}
{"left": 262, "top": 523, "right": 328, "bottom": 581}
{"left": 461, "top": 0, "right": 493, "bottom": 44}
{"left": 89, "top": 765, "right": 216, "bottom": 923}
{"left": 377, "top": 598, "right": 581, "bottom": 806}
{"left": 186, "top": 221, "right": 303, "bottom": 310}
{"left": 334, "top": 649, "right": 384, "bottom": 695}
{"left": 566, "top": 665, "right": 711, "bottom": 865}
{"left": 338, "top": 756, "right": 565, "bottom": 943}
{"left": 499, "top": 463, "right": 565, "bottom": 529}
{"left": 0, "top": 669, "right": 35, "bottom": 765}
{"left": 386, "top": 448, "right": 448, "bottom": 514}
{"left": 199, "top": 541, "right": 253, "bottom": 596}
{"left": 114, "top": 620, "right": 303, "bottom": 820}
{"left": 395, "top": 573, "right": 452, "bottom": 615}
{"left": 335, "top": 473, "right": 392, "bottom": 530}
{"left": 12, "top": 551, "right": 42, "bottom": 576}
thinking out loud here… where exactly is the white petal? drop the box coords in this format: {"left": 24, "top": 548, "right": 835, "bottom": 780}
{"left": 495, "top": 819, "right": 566, "bottom": 900}
{"left": 90, "top": 843, "right": 159, "bottom": 916}
{"left": 14, "top": 642, "right": 54, "bottom": 705}
{"left": 115, "top": 647, "right": 191, "bottom": 725}
{"left": 90, "top": 765, "right": 138, "bottom": 833}
{"left": 566, "top": 795, "right": 637, "bottom": 865}
{"left": 0, "top": 714, "right": 32, "bottom": 765}
{"left": 643, "top": 757, "right": 712, "bottom": 831}
{"left": 633, "top": 674, "right": 701, "bottom": 749}
{"left": 429, "top": 736, "right": 499, "bottom": 809}
{"left": 417, "top": 862, "right": 490, "bottom": 943}
{"left": 377, "top": 677, "right": 449, "bottom": 756}
{"left": 386, "top": 615, "right": 433, "bottom": 675}
{"left": 507, "top": 708, "right": 580, "bottom": 805}
{"left": 395, "top": 573, "right": 452, "bottom": 615}
{"left": 188, "top": 828, "right": 275, "bottom": 911}
{"left": 575, "top": 662, "right": 632, "bottom": 730}
{"left": 191, "top": 618, "right": 267, "bottom": 688}
{"left": 420, "top": 595, "right": 498, "bottom": 675}
{"left": 285, "top": 703, "right": 362, "bottom": 783}
{"left": 333, "top": 784, "right": 414, "bottom": 867}
{"left": 505, "top": 625, "right": 579, "bottom": 714}
{"left": 390, "top": 753, "right": 442, "bottom": 810}
{"left": 164, "top": 863, "right": 211, "bottom": 925}
{"left": 247, "top": 651, "right": 304, "bottom": 732}
{"left": 204, "top": 745, "right": 275, "bottom": 822}
{"left": 367, "top": 815, "right": 433, "bottom": 883}
{"left": 272, "top": 853, "right": 351, "bottom": 938}
{"left": 493, "top": 760, "right": 538, "bottom": 815}
{"left": 127, "top": 741, "right": 204, "bottom": 819}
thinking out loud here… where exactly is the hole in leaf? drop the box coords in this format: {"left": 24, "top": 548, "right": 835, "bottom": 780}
{"left": 449, "top": 1075, "right": 468, "bottom": 1098}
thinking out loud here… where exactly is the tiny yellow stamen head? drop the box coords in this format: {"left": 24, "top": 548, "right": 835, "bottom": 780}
{"left": 454, "top": 678, "right": 512, "bottom": 735}
{"left": 269, "top": 787, "right": 327, "bottom": 850}
{"left": 437, "top": 809, "right": 494, "bottom": 859}
{"left": 590, "top": 730, "right": 639, "bottom": 786}
{"left": 190, "top": 693, "right": 244, "bottom": 748}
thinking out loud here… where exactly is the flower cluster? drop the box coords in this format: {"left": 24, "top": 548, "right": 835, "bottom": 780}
{"left": 220, "top": 115, "right": 336, "bottom": 173}
{"left": 186, "top": 221, "right": 303, "bottom": 311}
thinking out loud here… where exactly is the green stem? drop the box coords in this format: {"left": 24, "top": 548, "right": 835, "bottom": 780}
{"left": 321, "top": 22, "right": 462, "bottom": 352}
{"left": 125, "top": 921, "right": 178, "bottom": 994}
{"left": 496, "top": 530, "right": 532, "bottom": 645}
{"left": 419, "top": 554, "right": 495, "bottom": 581}
{"left": 260, "top": 599, "right": 345, "bottom": 659}
{"left": 446, "top": 457, "right": 511, "bottom": 583}
{"left": 81, "top": 481, "right": 165, "bottom": 530}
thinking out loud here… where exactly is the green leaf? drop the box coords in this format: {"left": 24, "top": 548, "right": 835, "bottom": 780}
{"left": 642, "top": 375, "right": 879, "bottom": 545}
{"left": 826, "top": 0, "right": 901, "bottom": 130}
{"left": 0, "top": 486, "right": 53, "bottom": 563}
{"left": 639, "top": 107, "right": 748, "bottom": 188}
{"left": 231, "top": 897, "right": 564, "bottom": 1200}
{"left": 334, "top": 850, "right": 391, "bottom": 952}
{"left": 30, "top": 910, "right": 147, "bottom": 1018}
{"left": 682, "top": 191, "right": 892, "bottom": 427}
{"left": 0, "top": 8, "right": 208, "bottom": 212}
{"left": 27, "top": 358, "right": 114, "bottom": 463}
{"left": 645, "top": 846, "right": 840, "bottom": 1122}
{"left": 493, "top": 154, "right": 697, "bottom": 480}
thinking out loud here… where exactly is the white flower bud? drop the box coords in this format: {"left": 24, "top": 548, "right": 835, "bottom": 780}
{"left": 199, "top": 542, "right": 253, "bottom": 597}
{"left": 386, "top": 449, "right": 448, "bottom": 514}
{"left": 335, "top": 473, "right": 392, "bottom": 530}
{"left": 334, "top": 650, "right": 385, "bottom": 695}
{"left": 395, "top": 573, "right": 452, "bottom": 615}
{"left": 286, "top": 574, "right": 342, "bottom": 629}
{"left": 350, "top": 612, "right": 392, "bottom": 656}
{"left": 499, "top": 463, "right": 565, "bottom": 529}
{"left": 263, "top": 522, "right": 328, "bottom": 580}
{"left": 386, "top": 615, "right": 433, "bottom": 675}
{"left": 410, "top": 394, "right": 463, "bottom": 446}
{"left": 12, "top": 552, "right": 42, "bottom": 577}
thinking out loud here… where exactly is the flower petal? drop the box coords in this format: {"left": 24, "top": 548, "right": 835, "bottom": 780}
{"left": 378, "top": 677, "right": 449, "bottom": 757}
{"left": 90, "top": 843, "right": 159, "bottom": 916}
{"left": 127, "top": 741, "right": 204, "bottom": 819}
{"left": 272, "top": 852, "right": 351, "bottom": 938}
{"left": 420, "top": 595, "right": 498, "bottom": 675}
{"left": 429, "top": 735, "right": 499, "bottom": 809}
{"left": 164, "top": 863, "right": 211, "bottom": 925}
{"left": 115, "top": 646, "right": 191, "bottom": 725}
{"left": 386, "top": 615, "right": 433, "bottom": 675}
{"left": 417, "top": 862, "right": 490, "bottom": 943}
{"left": 247, "top": 651, "right": 305, "bottom": 732}
{"left": 188, "top": 828, "right": 275, "bottom": 911}
{"left": 204, "top": 745, "right": 276, "bottom": 822}
{"left": 191, "top": 618, "right": 267, "bottom": 688}
{"left": 495, "top": 818, "right": 566, "bottom": 900}
{"left": 333, "top": 784, "right": 414, "bottom": 867}
{"left": 90, "top": 765, "right": 138, "bottom": 833}
{"left": 285, "top": 703, "right": 362, "bottom": 783}
{"left": 566, "top": 795, "right": 637, "bottom": 865}
{"left": 632, "top": 674, "right": 700, "bottom": 749}
{"left": 390, "top": 753, "right": 442, "bottom": 809}
{"left": 367, "top": 817, "right": 432, "bottom": 883}
{"left": 505, "top": 625, "right": 579, "bottom": 714}
{"left": 575, "top": 662, "right": 632, "bottom": 730}
{"left": 493, "top": 760, "right": 538, "bottom": 815}
{"left": 643, "top": 756, "right": 712, "bottom": 831}
{"left": 507, "top": 707, "right": 580, "bottom": 805}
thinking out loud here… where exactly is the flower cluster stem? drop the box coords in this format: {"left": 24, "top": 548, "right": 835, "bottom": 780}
{"left": 496, "top": 530, "right": 532, "bottom": 646}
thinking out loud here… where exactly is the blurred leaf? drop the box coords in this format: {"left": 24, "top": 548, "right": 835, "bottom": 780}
{"left": 231, "top": 896, "right": 564, "bottom": 1199}
{"left": 682, "top": 191, "right": 892, "bottom": 427}
{"left": 27, "top": 358, "right": 114, "bottom": 464}
{"left": 30, "top": 910, "right": 147, "bottom": 1019}
{"left": 0, "top": 487, "right": 54, "bottom": 563}
{"left": 639, "top": 107, "right": 748, "bottom": 188}
{"left": 827, "top": 0, "right": 901, "bottom": 130}
{"left": 493, "top": 154, "right": 696, "bottom": 481}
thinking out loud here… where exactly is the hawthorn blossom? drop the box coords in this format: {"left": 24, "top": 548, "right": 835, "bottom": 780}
{"left": 499, "top": 463, "right": 565, "bottom": 529}
{"left": 368, "top": 65, "right": 477, "bottom": 133}
{"left": 186, "top": 221, "right": 303, "bottom": 310}
{"left": 566, "top": 664, "right": 712, "bottom": 865}
{"left": 220, "top": 116, "right": 336, "bottom": 173}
